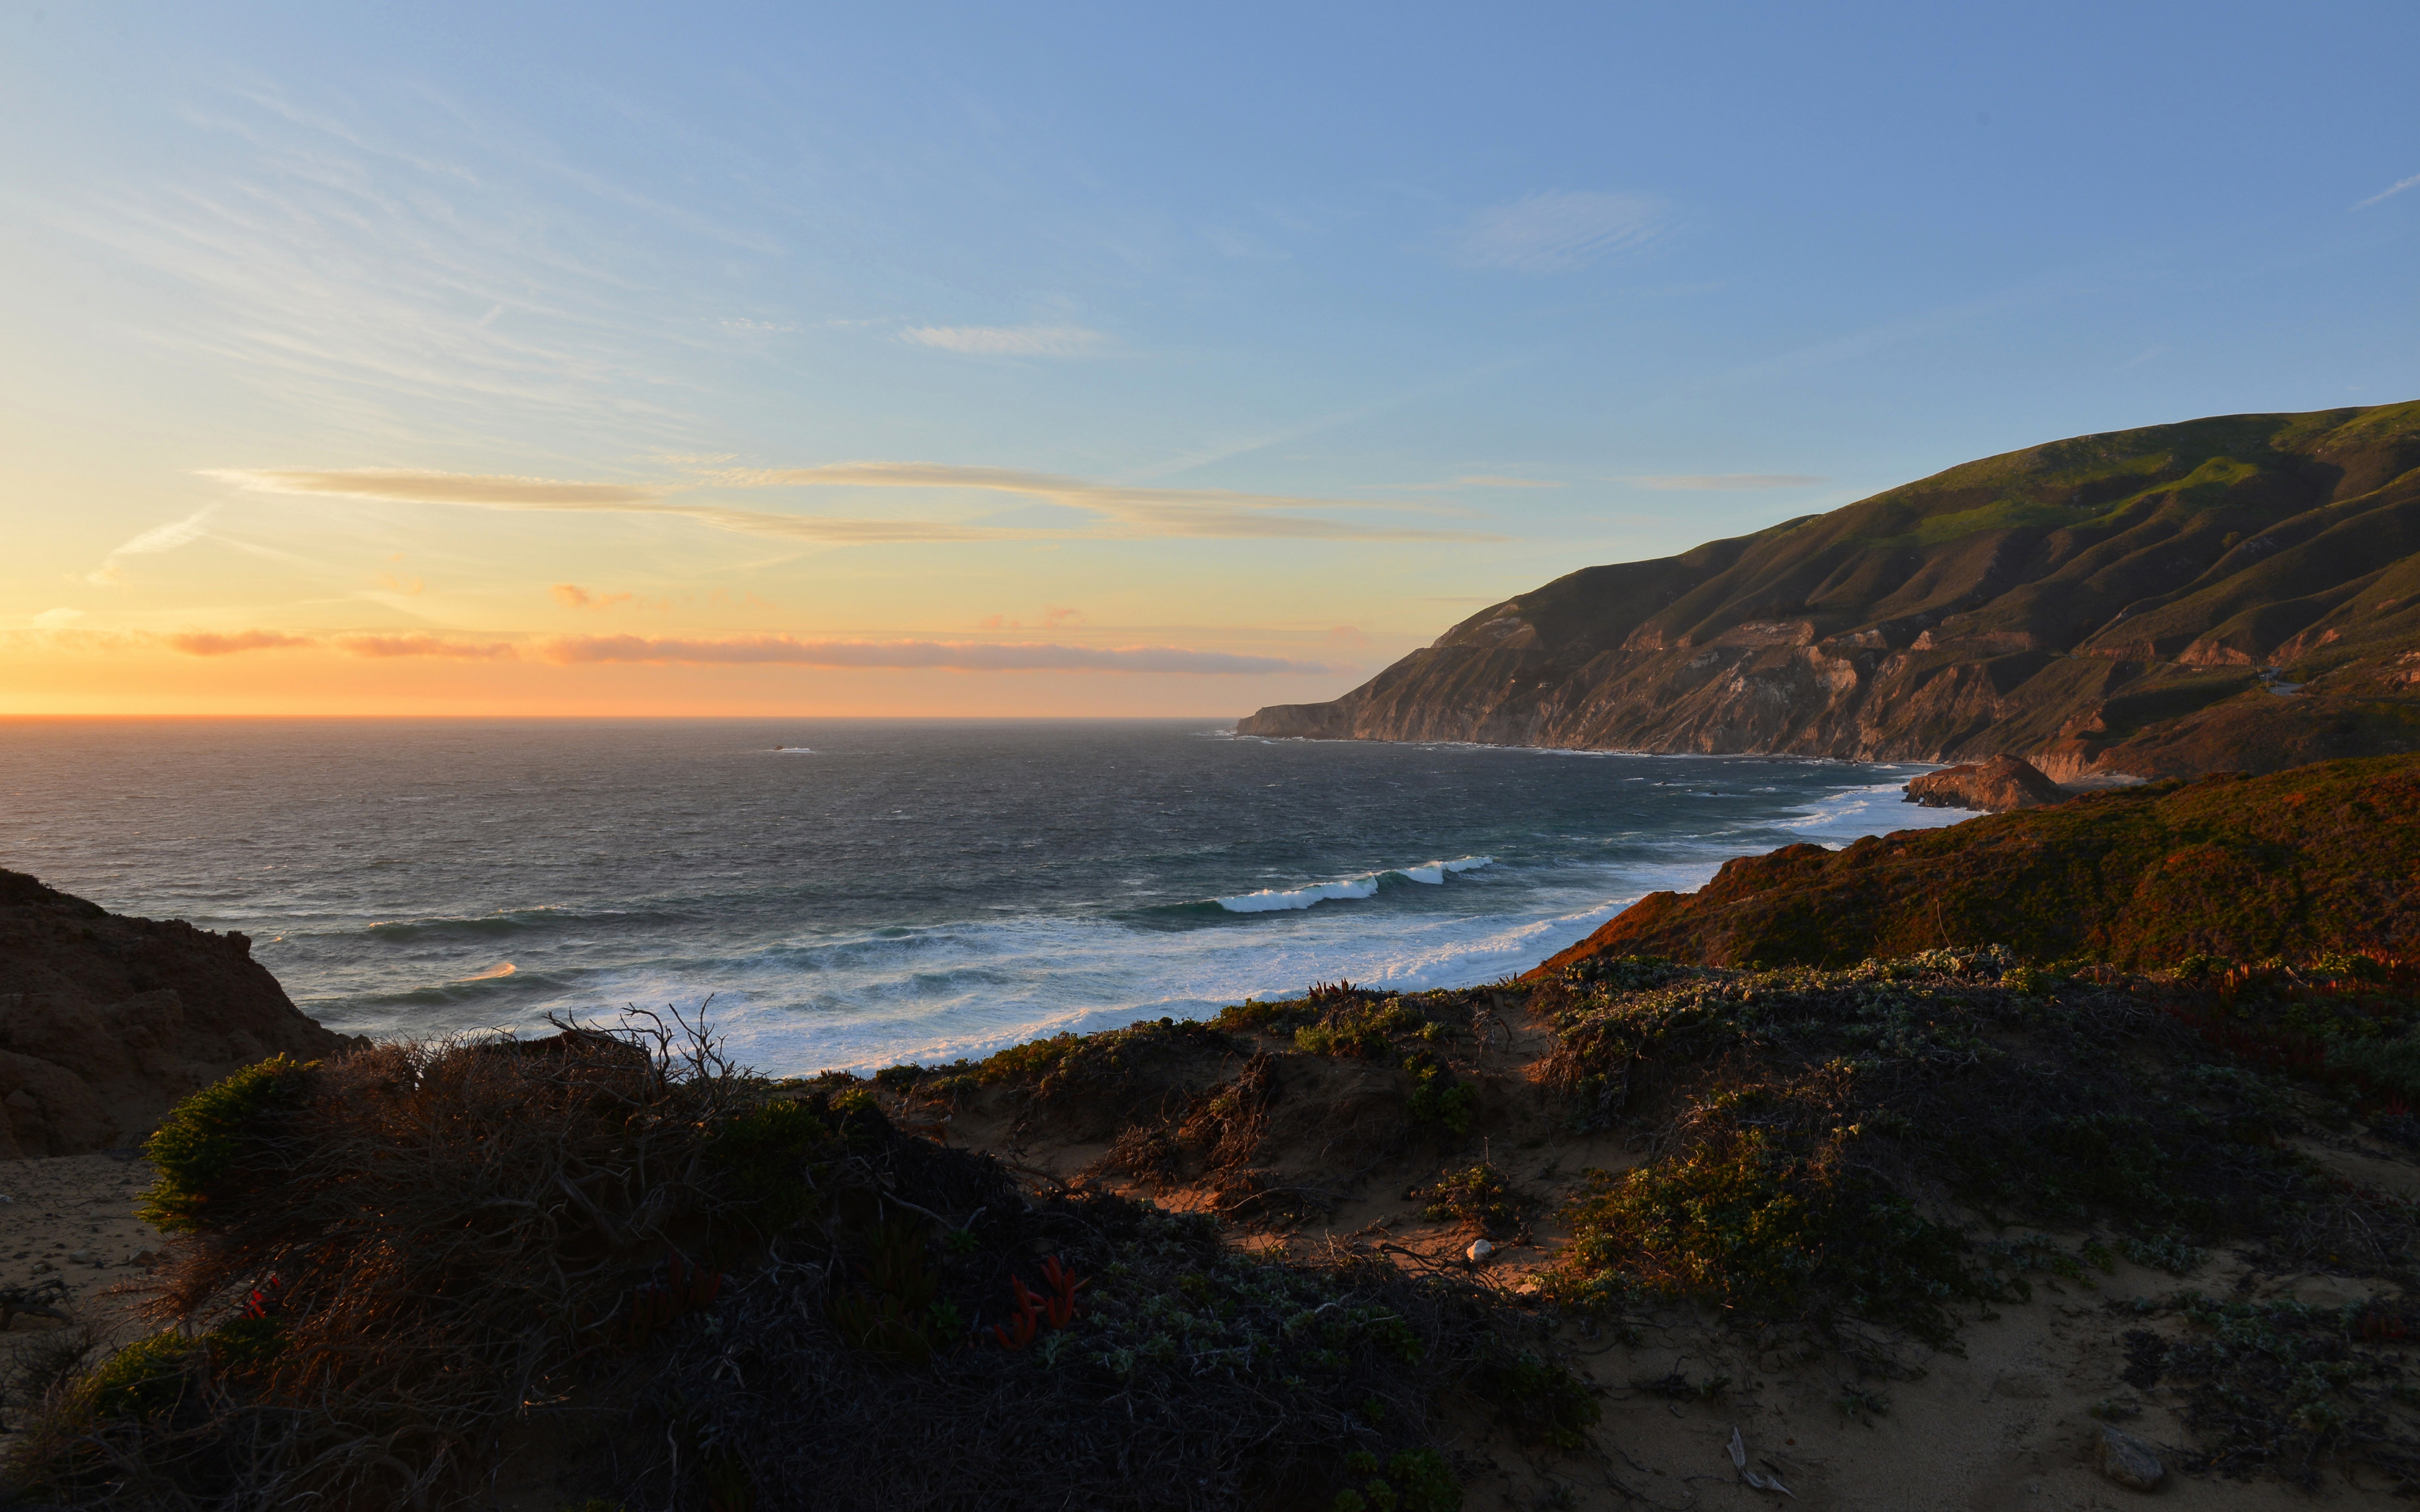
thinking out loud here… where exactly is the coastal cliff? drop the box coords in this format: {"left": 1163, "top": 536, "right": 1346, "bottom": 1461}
{"left": 0, "top": 868, "right": 355, "bottom": 1158}
{"left": 1242, "top": 402, "right": 2420, "bottom": 780}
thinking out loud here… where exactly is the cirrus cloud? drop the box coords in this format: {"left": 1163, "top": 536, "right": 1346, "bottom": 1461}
{"left": 1452, "top": 190, "right": 1669, "bottom": 273}
{"left": 148, "top": 628, "right": 1340, "bottom": 674}
{"left": 167, "top": 629, "right": 315, "bottom": 656}
{"left": 87, "top": 505, "right": 220, "bottom": 584}
{"left": 335, "top": 633, "right": 516, "bottom": 659}
{"left": 901, "top": 324, "right": 1106, "bottom": 356}
{"left": 537, "top": 635, "right": 1338, "bottom": 674}
{"left": 211, "top": 465, "right": 1502, "bottom": 544}
{"left": 1634, "top": 473, "right": 1828, "bottom": 491}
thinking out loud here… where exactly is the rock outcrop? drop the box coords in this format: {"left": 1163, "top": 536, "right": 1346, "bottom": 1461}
{"left": 1529, "top": 753, "right": 2420, "bottom": 972}
{"left": 1903, "top": 755, "right": 2068, "bottom": 812}
{"left": 0, "top": 869, "right": 355, "bottom": 1159}
{"left": 1243, "top": 402, "right": 2420, "bottom": 780}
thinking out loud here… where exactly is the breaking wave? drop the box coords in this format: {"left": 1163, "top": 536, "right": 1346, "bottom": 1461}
{"left": 1216, "top": 856, "right": 1493, "bottom": 914}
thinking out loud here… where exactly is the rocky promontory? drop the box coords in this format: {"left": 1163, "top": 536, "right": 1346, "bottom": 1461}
{"left": 1902, "top": 752, "right": 2068, "bottom": 811}
{"left": 0, "top": 869, "right": 355, "bottom": 1159}
{"left": 1243, "top": 401, "right": 2420, "bottom": 781}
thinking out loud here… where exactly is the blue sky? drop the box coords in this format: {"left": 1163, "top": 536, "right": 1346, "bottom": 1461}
{"left": 3, "top": 0, "right": 2416, "bottom": 714}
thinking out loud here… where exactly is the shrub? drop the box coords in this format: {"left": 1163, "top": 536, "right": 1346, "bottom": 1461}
{"left": 1417, "top": 1163, "right": 1523, "bottom": 1237}
{"left": 2329, "top": 1034, "right": 2420, "bottom": 1101}
{"left": 707, "top": 1098, "right": 834, "bottom": 1233}
{"left": 2, "top": 1016, "right": 1519, "bottom": 1512}
{"left": 138, "top": 1054, "right": 318, "bottom": 1232}
{"left": 1403, "top": 1052, "right": 1474, "bottom": 1135}
{"left": 79, "top": 1334, "right": 197, "bottom": 1420}
{"left": 1535, "top": 954, "right": 2416, "bottom": 1356}
{"left": 1481, "top": 1352, "right": 1599, "bottom": 1448}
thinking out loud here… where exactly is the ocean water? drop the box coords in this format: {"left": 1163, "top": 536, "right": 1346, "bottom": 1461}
{"left": 0, "top": 719, "right": 1970, "bottom": 1074}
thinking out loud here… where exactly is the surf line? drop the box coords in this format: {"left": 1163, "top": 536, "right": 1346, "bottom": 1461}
{"left": 1216, "top": 856, "right": 1493, "bottom": 914}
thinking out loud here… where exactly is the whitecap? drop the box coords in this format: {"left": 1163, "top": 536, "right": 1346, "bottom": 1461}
{"left": 1217, "top": 856, "right": 1493, "bottom": 912}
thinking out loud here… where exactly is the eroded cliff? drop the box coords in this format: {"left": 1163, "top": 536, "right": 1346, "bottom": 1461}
{"left": 0, "top": 868, "right": 356, "bottom": 1158}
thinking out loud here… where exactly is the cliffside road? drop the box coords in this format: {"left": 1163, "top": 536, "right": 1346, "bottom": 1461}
{"left": 1244, "top": 402, "right": 2420, "bottom": 781}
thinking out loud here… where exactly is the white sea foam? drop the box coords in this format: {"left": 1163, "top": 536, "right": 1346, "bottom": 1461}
{"left": 1776, "top": 777, "right": 1969, "bottom": 845}
{"left": 1215, "top": 856, "right": 1493, "bottom": 912}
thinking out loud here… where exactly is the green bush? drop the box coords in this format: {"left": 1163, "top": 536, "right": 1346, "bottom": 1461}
{"left": 80, "top": 1334, "right": 197, "bottom": 1419}
{"left": 139, "top": 1054, "right": 318, "bottom": 1232}
{"left": 1403, "top": 1052, "right": 1474, "bottom": 1135}
{"left": 2328, "top": 1034, "right": 2420, "bottom": 1101}
{"left": 1550, "top": 1125, "right": 1973, "bottom": 1346}
{"left": 1482, "top": 1352, "right": 1600, "bottom": 1449}
{"left": 1418, "top": 1163, "right": 1522, "bottom": 1236}
{"left": 708, "top": 1099, "right": 834, "bottom": 1232}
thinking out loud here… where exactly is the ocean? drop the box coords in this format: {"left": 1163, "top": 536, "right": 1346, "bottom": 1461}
{"left": 0, "top": 719, "right": 1969, "bottom": 1074}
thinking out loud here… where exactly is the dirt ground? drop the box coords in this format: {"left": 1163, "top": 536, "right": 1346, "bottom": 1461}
{"left": 0, "top": 1153, "right": 166, "bottom": 1432}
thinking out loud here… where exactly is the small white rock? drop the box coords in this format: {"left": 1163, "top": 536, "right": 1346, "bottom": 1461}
{"left": 66, "top": 1250, "right": 93, "bottom": 1264}
{"left": 1466, "top": 1239, "right": 1494, "bottom": 1263}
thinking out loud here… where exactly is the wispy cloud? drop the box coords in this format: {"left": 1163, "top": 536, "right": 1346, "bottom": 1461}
{"left": 1633, "top": 473, "right": 1827, "bottom": 491}
{"left": 213, "top": 465, "right": 1504, "bottom": 544}
{"left": 89, "top": 505, "right": 220, "bottom": 583}
{"left": 551, "top": 583, "right": 634, "bottom": 609}
{"left": 31, "top": 609, "right": 85, "bottom": 628}
{"left": 537, "top": 634, "right": 1336, "bottom": 673}
{"left": 1399, "top": 474, "right": 1564, "bottom": 491}
{"left": 214, "top": 470, "right": 661, "bottom": 506}
{"left": 2354, "top": 171, "right": 2420, "bottom": 210}
{"left": 725, "top": 462, "right": 1502, "bottom": 541}
{"left": 901, "top": 324, "right": 1107, "bottom": 357}
{"left": 336, "top": 633, "right": 515, "bottom": 658}
{"left": 167, "top": 629, "right": 315, "bottom": 655}
{"left": 146, "top": 627, "right": 1338, "bottom": 673}
{"left": 211, "top": 468, "right": 1039, "bottom": 544}
{"left": 1452, "top": 190, "right": 1668, "bottom": 273}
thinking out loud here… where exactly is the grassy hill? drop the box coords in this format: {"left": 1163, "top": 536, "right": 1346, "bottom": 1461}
{"left": 1243, "top": 402, "right": 2420, "bottom": 779}
{"left": 1531, "top": 753, "right": 2420, "bottom": 973}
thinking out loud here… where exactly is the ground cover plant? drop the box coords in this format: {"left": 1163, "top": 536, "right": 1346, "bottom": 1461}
{"left": 0, "top": 1016, "right": 1582, "bottom": 1512}
{"left": 2112, "top": 1291, "right": 2420, "bottom": 1488}
{"left": 1532, "top": 947, "right": 2420, "bottom": 1482}
{"left": 1535, "top": 753, "right": 2420, "bottom": 974}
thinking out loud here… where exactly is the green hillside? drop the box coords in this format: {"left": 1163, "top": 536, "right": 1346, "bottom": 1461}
{"left": 1243, "top": 402, "right": 2420, "bottom": 778}
{"left": 1532, "top": 753, "right": 2420, "bottom": 972}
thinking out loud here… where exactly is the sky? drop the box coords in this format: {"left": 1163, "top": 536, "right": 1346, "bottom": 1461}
{"left": 3, "top": 1, "right": 2416, "bottom": 717}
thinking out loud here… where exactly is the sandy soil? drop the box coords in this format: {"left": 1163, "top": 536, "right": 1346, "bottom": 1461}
{"left": 0, "top": 1153, "right": 166, "bottom": 1430}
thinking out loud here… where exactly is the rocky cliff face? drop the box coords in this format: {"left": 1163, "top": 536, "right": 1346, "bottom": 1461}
{"left": 1903, "top": 755, "right": 2067, "bottom": 812}
{"left": 1242, "top": 403, "right": 2420, "bottom": 779}
{"left": 0, "top": 869, "right": 355, "bottom": 1159}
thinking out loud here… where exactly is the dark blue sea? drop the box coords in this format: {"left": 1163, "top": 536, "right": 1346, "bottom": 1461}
{"left": 0, "top": 719, "right": 1966, "bottom": 1073}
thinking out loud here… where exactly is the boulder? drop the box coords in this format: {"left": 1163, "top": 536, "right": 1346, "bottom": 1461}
{"left": 1903, "top": 755, "right": 2068, "bottom": 813}
{"left": 2094, "top": 1426, "right": 2164, "bottom": 1491}
{"left": 0, "top": 869, "right": 357, "bottom": 1159}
